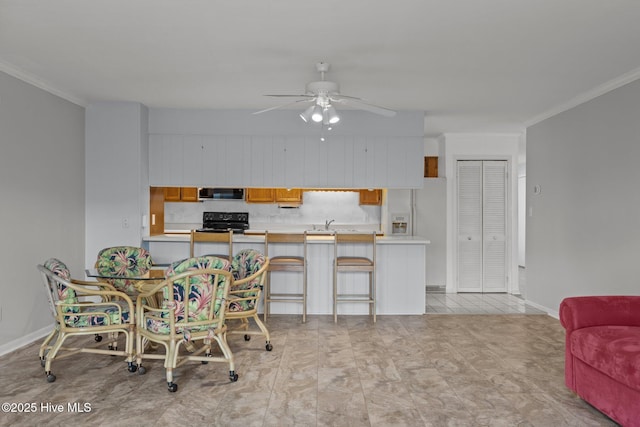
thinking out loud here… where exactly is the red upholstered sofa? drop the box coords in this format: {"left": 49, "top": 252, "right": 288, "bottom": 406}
{"left": 560, "top": 296, "right": 640, "bottom": 427}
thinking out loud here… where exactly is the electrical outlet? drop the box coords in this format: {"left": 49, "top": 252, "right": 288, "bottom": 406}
{"left": 122, "top": 217, "right": 130, "bottom": 228}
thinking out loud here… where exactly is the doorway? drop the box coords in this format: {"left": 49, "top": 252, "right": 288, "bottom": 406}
{"left": 456, "top": 160, "right": 508, "bottom": 292}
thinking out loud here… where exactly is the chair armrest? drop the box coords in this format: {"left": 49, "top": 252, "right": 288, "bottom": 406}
{"left": 559, "top": 296, "right": 640, "bottom": 332}
{"left": 230, "top": 260, "right": 269, "bottom": 291}
{"left": 71, "top": 278, "right": 117, "bottom": 292}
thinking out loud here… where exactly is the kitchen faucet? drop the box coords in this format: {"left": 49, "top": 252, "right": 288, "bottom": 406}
{"left": 325, "top": 219, "right": 335, "bottom": 230}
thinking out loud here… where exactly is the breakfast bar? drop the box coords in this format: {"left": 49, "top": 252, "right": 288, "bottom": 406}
{"left": 143, "top": 232, "right": 429, "bottom": 316}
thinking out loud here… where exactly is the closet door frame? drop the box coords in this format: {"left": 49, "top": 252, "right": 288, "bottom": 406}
{"left": 452, "top": 156, "right": 513, "bottom": 294}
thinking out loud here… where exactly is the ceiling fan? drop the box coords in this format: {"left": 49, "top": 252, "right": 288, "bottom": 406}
{"left": 253, "top": 62, "right": 396, "bottom": 124}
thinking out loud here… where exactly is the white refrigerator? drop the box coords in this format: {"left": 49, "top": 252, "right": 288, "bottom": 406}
{"left": 386, "top": 180, "right": 447, "bottom": 290}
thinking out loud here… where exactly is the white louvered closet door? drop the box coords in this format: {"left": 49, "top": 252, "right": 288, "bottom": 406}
{"left": 457, "top": 160, "right": 508, "bottom": 292}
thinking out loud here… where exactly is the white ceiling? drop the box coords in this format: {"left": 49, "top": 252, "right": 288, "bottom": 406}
{"left": 2, "top": 0, "right": 640, "bottom": 137}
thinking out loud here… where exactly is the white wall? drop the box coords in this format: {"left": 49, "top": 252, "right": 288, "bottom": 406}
{"left": 0, "top": 72, "right": 85, "bottom": 352}
{"left": 527, "top": 78, "right": 640, "bottom": 316}
{"left": 85, "top": 102, "right": 149, "bottom": 266}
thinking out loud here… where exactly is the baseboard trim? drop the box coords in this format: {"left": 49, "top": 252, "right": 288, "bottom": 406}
{"left": 524, "top": 299, "right": 558, "bottom": 319}
{"left": 0, "top": 325, "right": 52, "bottom": 357}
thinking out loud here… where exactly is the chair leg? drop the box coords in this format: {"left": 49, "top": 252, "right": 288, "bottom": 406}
{"left": 252, "top": 313, "right": 273, "bottom": 351}
{"left": 333, "top": 267, "right": 338, "bottom": 323}
{"left": 263, "top": 272, "right": 270, "bottom": 323}
{"left": 213, "top": 334, "right": 238, "bottom": 381}
{"left": 39, "top": 326, "right": 58, "bottom": 363}
{"left": 302, "top": 264, "right": 307, "bottom": 323}
{"left": 371, "top": 271, "right": 376, "bottom": 323}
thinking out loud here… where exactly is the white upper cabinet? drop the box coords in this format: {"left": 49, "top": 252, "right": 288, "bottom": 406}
{"left": 248, "top": 136, "right": 275, "bottom": 187}
{"left": 148, "top": 110, "right": 425, "bottom": 188}
{"left": 150, "top": 134, "right": 423, "bottom": 188}
{"left": 303, "top": 136, "right": 329, "bottom": 187}
{"left": 149, "top": 134, "right": 184, "bottom": 186}
{"left": 183, "top": 136, "right": 204, "bottom": 185}
{"left": 201, "top": 135, "right": 251, "bottom": 187}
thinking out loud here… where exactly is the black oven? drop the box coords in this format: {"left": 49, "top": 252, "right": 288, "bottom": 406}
{"left": 197, "top": 212, "right": 249, "bottom": 234}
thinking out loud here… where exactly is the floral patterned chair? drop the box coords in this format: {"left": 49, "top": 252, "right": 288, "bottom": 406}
{"left": 225, "top": 249, "right": 272, "bottom": 351}
{"left": 36, "top": 258, "right": 137, "bottom": 383}
{"left": 134, "top": 256, "right": 236, "bottom": 392}
{"left": 95, "top": 246, "right": 153, "bottom": 297}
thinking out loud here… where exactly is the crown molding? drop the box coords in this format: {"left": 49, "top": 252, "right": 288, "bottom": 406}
{"left": 0, "top": 60, "right": 87, "bottom": 107}
{"left": 524, "top": 66, "right": 640, "bottom": 128}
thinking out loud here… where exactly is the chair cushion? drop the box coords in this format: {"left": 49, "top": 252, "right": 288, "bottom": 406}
{"left": 231, "top": 249, "right": 266, "bottom": 287}
{"left": 95, "top": 246, "right": 153, "bottom": 296}
{"left": 337, "top": 256, "right": 373, "bottom": 266}
{"left": 270, "top": 256, "right": 304, "bottom": 265}
{"left": 43, "top": 258, "right": 79, "bottom": 313}
{"left": 63, "top": 301, "right": 131, "bottom": 327}
{"left": 227, "top": 249, "right": 267, "bottom": 312}
{"left": 146, "top": 256, "right": 230, "bottom": 337}
{"left": 570, "top": 326, "right": 640, "bottom": 392}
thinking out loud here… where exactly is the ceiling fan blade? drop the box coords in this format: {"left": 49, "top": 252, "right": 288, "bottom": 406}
{"left": 264, "top": 94, "right": 314, "bottom": 98}
{"left": 252, "top": 98, "right": 314, "bottom": 115}
{"left": 332, "top": 95, "right": 397, "bottom": 117}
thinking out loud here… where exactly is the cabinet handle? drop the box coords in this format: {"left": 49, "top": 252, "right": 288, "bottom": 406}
{"left": 152, "top": 214, "right": 156, "bottom": 226}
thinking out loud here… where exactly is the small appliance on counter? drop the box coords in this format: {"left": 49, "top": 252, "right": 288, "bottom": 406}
{"left": 197, "top": 212, "right": 249, "bottom": 233}
{"left": 390, "top": 213, "right": 410, "bottom": 235}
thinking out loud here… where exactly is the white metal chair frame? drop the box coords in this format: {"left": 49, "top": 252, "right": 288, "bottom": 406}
{"left": 135, "top": 263, "right": 236, "bottom": 392}
{"left": 36, "top": 263, "right": 137, "bottom": 383}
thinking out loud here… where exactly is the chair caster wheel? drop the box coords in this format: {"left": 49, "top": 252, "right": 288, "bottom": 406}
{"left": 266, "top": 343, "right": 273, "bottom": 351}
{"left": 138, "top": 366, "right": 147, "bottom": 375}
{"left": 244, "top": 334, "right": 251, "bottom": 341}
{"left": 202, "top": 353, "right": 212, "bottom": 364}
{"left": 229, "top": 371, "right": 239, "bottom": 382}
{"left": 168, "top": 382, "right": 178, "bottom": 392}
{"left": 95, "top": 335, "right": 102, "bottom": 342}
{"left": 128, "top": 363, "right": 137, "bottom": 373}
{"left": 46, "top": 373, "right": 56, "bottom": 383}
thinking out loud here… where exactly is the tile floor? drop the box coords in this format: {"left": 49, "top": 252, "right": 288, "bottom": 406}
{"left": 425, "top": 292, "right": 546, "bottom": 315}
{"left": 0, "top": 314, "right": 618, "bottom": 426}
{"left": 425, "top": 267, "right": 543, "bottom": 315}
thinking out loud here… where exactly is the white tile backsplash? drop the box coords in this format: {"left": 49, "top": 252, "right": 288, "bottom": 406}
{"left": 164, "top": 190, "right": 380, "bottom": 231}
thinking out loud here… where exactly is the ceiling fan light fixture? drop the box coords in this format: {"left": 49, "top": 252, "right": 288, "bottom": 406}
{"left": 311, "top": 105, "right": 324, "bottom": 122}
{"left": 326, "top": 105, "right": 340, "bottom": 124}
{"left": 322, "top": 108, "right": 330, "bottom": 125}
{"left": 299, "top": 105, "right": 315, "bottom": 122}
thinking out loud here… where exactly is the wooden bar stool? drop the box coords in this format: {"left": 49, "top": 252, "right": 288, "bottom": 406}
{"left": 264, "top": 231, "right": 308, "bottom": 323}
{"left": 333, "top": 232, "right": 377, "bottom": 323}
{"left": 189, "top": 229, "right": 233, "bottom": 260}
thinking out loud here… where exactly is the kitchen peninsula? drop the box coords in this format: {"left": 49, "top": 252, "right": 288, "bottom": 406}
{"left": 143, "top": 232, "right": 429, "bottom": 316}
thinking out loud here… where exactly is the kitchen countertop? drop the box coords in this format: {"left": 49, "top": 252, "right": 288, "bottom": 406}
{"left": 143, "top": 232, "right": 430, "bottom": 245}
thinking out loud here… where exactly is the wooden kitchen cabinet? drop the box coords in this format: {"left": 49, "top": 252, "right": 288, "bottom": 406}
{"left": 180, "top": 187, "right": 198, "bottom": 201}
{"left": 164, "top": 187, "right": 198, "bottom": 202}
{"left": 149, "top": 187, "right": 165, "bottom": 235}
{"left": 424, "top": 156, "right": 438, "bottom": 178}
{"left": 245, "top": 188, "right": 275, "bottom": 203}
{"left": 275, "top": 188, "right": 302, "bottom": 203}
{"left": 359, "top": 189, "right": 382, "bottom": 205}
